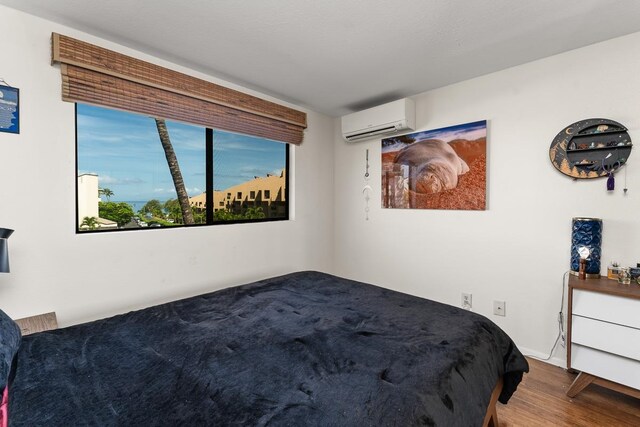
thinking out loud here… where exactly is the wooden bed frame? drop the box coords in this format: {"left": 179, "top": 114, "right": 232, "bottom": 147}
{"left": 483, "top": 377, "right": 504, "bottom": 427}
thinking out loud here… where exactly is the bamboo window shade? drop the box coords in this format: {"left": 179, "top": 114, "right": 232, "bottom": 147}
{"left": 51, "top": 33, "right": 307, "bottom": 145}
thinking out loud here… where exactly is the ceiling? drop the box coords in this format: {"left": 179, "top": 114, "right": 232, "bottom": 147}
{"left": 3, "top": 0, "right": 640, "bottom": 117}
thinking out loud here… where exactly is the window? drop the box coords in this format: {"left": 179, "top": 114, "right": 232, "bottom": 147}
{"left": 264, "top": 190, "right": 271, "bottom": 199}
{"left": 250, "top": 191, "right": 256, "bottom": 200}
{"left": 77, "top": 104, "right": 288, "bottom": 232}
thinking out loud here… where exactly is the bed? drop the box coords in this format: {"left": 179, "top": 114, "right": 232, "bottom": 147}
{"left": 1, "top": 271, "right": 528, "bottom": 426}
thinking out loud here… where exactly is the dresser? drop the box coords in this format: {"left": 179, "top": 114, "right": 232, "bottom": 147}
{"left": 566, "top": 275, "right": 640, "bottom": 399}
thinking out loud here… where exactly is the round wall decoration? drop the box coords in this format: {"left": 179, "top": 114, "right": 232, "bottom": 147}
{"left": 549, "top": 118, "right": 632, "bottom": 179}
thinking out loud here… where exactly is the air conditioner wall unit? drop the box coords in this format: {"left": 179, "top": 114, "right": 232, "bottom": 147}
{"left": 341, "top": 98, "right": 415, "bottom": 142}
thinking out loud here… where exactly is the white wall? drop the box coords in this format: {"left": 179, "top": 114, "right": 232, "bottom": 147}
{"left": 333, "top": 31, "right": 640, "bottom": 366}
{"left": 4, "top": 5, "right": 639, "bottom": 367}
{"left": 0, "top": 6, "right": 335, "bottom": 326}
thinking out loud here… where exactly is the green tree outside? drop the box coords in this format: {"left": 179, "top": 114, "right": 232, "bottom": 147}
{"left": 139, "top": 199, "right": 165, "bottom": 218}
{"left": 80, "top": 216, "right": 99, "bottom": 230}
{"left": 192, "top": 208, "right": 206, "bottom": 223}
{"left": 164, "top": 199, "right": 183, "bottom": 224}
{"left": 98, "top": 187, "right": 114, "bottom": 201}
{"left": 214, "top": 209, "right": 239, "bottom": 221}
{"left": 244, "top": 206, "right": 266, "bottom": 219}
{"left": 155, "top": 119, "right": 195, "bottom": 225}
{"left": 213, "top": 206, "right": 266, "bottom": 221}
{"left": 99, "top": 202, "right": 135, "bottom": 227}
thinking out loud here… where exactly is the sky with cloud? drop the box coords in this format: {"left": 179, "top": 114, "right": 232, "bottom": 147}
{"left": 77, "top": 104, "right": 286, "bottom": 202}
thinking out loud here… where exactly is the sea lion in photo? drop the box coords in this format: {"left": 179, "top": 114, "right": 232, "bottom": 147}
{"left": 393, "top": 139, "right": 469, "bottom": 194}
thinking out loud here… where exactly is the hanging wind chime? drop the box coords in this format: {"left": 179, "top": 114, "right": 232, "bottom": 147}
{"left": 363, "top": 149, "right": 372, "bottom": 221}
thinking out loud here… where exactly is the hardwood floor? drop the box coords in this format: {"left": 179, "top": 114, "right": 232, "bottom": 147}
{"left": 496, "top": 358, "right": 640, "bottom": 426}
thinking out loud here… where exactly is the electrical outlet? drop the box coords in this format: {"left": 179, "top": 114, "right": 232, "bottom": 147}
{"left": 461, "top": 293, "right": 472, "bottom": 310}
{"left": 493, "top": 300, "right": 506, "bottom": 316}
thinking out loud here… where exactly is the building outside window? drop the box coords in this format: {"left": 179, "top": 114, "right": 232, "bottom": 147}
{"left": 76, "top": 104, "right": 288, "bottom": 232}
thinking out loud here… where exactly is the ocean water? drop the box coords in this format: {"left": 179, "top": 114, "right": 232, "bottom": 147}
{"left": 108, "top": 200, "right": 173, "bottom": 216}
{"left": 119, "top": 201, "right": 151, "bottom": 213}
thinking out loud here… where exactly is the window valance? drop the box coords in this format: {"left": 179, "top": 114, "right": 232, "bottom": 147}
{"left": 51, "top": 33, "right": 306, "bottom": 145}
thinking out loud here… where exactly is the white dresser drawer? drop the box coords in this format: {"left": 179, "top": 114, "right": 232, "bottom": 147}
{"left": 572, "top": 344, "right": 640, "bottom": 390}
{"left": 573, "top": 289, "right": 640, "bottom": 329}
{"left": 572, "top": 315, "right": 640, "bottom": 361}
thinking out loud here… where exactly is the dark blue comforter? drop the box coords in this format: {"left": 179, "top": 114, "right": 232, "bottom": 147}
{"left": 8, "top": 271, "right": 527, "bottom": 426}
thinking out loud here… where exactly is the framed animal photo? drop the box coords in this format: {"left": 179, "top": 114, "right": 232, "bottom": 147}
{"left": 382, "top": 120, "right": 487, "bottom": 210}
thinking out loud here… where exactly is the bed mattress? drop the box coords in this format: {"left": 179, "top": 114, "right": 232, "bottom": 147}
{"left": 7, "top": 271, "right": 528, "bottom": 426}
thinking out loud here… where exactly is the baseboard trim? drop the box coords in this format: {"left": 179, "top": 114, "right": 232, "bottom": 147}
{"left": 518, "top": 346, "right": 566, "bottom": 369}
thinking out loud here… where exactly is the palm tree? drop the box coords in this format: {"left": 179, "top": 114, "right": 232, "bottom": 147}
{"left": 98, "top": 187, "right": 114, "bottom": 201}
{"left": 154, "top": 119, "right": 194, "bottom": 225}
{"left": 80, "top": 216, "right": 99, "bottom": 230}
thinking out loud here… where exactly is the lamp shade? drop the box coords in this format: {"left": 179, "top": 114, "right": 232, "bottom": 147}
{"left": 0, "top": 228, "right": 14, "bottom": 273}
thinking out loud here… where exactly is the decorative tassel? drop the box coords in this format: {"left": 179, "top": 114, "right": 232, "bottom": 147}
{"left": 607, "top": 172, "right": 615, "bottom": 191}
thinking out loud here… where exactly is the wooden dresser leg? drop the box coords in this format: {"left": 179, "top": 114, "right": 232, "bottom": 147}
{"left": 567, "top": 372, "right": 595, "bottom": 398}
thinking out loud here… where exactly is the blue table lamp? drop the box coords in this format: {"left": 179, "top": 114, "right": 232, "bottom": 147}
{"left": 570, "top": 218, "right": 602, "bottom": 278}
